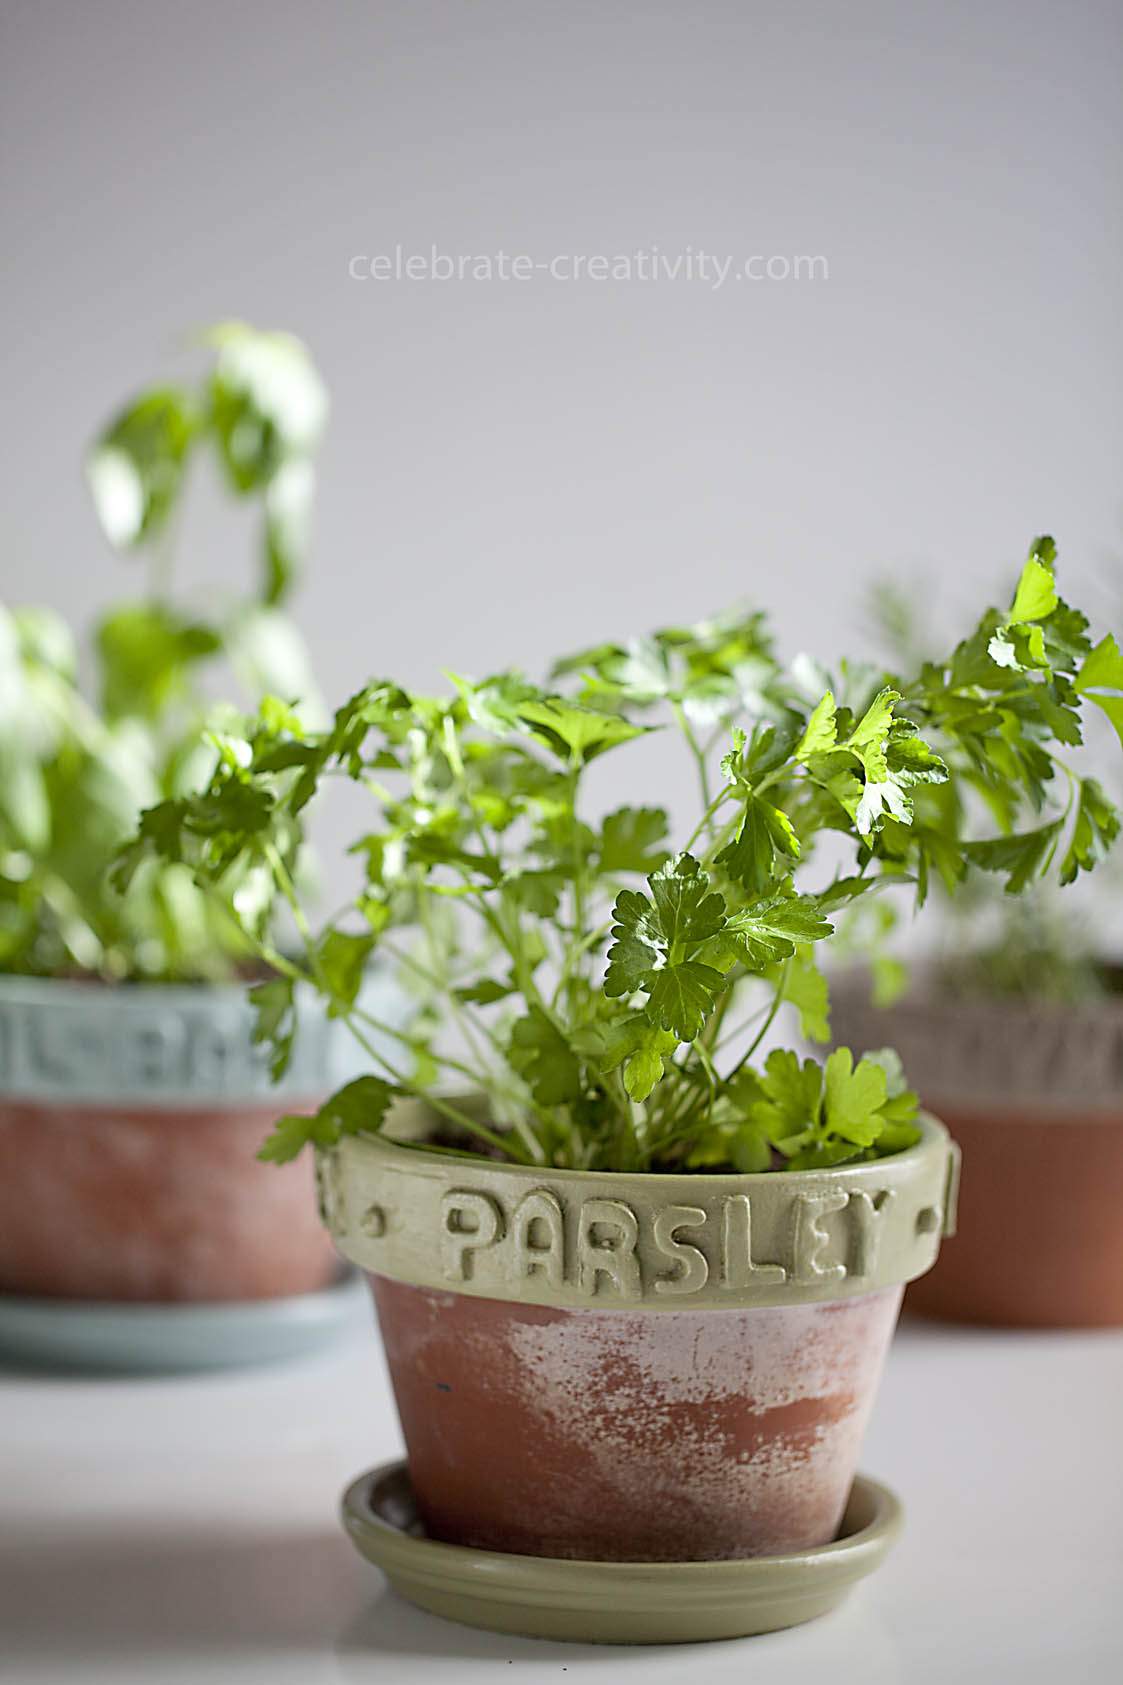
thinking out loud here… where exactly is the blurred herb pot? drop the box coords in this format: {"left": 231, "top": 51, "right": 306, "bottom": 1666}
{"left": 0, "top": 972, "right": 397, "bottom": 1303}
{"left": 320, "top": 1103, "right": 957, "bottom": 1563}
{"left": 830, "top": 977, "right": 1123, "bottom": 1327}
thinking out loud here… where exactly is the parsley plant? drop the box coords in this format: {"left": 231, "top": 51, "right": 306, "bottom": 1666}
{"left": 119, "top": 540, "right": 1122, "bottom": 1169}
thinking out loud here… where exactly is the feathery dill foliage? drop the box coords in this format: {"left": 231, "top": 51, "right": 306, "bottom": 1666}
{"left": 118, "top": 539, "right": 1123, "bottom": 1171}
{"left": 0, "top": 325, "right": 326, "bottom": 981}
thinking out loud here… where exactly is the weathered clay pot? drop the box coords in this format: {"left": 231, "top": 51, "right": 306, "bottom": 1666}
{"left": 320, "top": 1108, "right": 957, "bottom": 1562}
{"left": 829, "top": 978, "right": 1123, "bottom": 1328}
{"left": 0, "top": 973, "right": 397, "bottom": 1303}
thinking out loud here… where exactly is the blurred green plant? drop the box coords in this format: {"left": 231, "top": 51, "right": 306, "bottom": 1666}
{"left": 117, "top": 538, "right": 1123, "bottom": 1171}
{"left": 863, "top": 554, "right": 1123, "bottom": 1003}
{"left": 0, "top": 324, "right": 326, "bottom": 980}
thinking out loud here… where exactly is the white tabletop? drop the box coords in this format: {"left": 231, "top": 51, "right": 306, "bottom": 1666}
{"left": 2, "top": 1303, "right": 1120, "bottom": 1685}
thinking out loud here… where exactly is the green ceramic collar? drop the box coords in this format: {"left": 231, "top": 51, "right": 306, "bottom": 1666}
{"left": 320, "top": 1111, "right": 958, "bottom": 1310}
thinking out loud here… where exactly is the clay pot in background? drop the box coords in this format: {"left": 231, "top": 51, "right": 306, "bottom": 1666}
{"left": 829, "top": 979, "right": 1123, "bottom": 1328}
{"left": 0, "top": 973, "right": 400, "bottom": 1303}
{"left": 320, "top": 1109, "right": 957, "bottom": 1563}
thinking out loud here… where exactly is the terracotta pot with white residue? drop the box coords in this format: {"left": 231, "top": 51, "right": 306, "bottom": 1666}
{"left": 322, "top": 1103, "right": 958, "bottom": 1562}
{"left": 829, "top": 975, "right": 1123, "bottom": 1328}
{"left": 0, "top": 973, "right": 402, "bottom": 1305}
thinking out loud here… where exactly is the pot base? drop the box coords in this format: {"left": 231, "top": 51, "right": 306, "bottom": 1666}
{"left": 341, "top": 1460, "right": 903, "bottom": 1645}
{"left": 0, "top": 1270, "right": 366, "bottom": 1373}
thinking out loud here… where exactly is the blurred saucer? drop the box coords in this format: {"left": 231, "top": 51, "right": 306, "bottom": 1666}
{"left": 0, "top": 1270, "right": 367, "bottom": 1373}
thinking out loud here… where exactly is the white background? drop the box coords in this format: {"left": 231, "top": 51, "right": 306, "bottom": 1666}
{"left": 4, "top": 0, "right": 1122, "bottom": 734}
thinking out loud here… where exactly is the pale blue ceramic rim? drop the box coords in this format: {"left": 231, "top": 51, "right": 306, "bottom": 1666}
{"left": 0, "top": 969, "right": 406, "bottom": 1106}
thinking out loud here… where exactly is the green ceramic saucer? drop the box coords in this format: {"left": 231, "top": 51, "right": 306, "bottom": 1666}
{"left": 0, "top": 1271, "right": 367, "bottom": 1373}
{"left": 341, "top": 1460, "right": 903, "bottom": 1645}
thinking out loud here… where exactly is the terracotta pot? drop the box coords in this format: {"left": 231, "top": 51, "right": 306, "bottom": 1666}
{"left": 320, "top": 1108, "right": 957, "bottom": 1562}
{"left": 0, "top": 1093, "right": 335, "bottom": 1301}
{"left": 829, "top": 979, "right": 1123, "bottom": 1328}
{"left": 370, "top": 1277, "right": 905, "bottom": 1560}
{"left": 0, "top": 973, "right": 401, "bottom": 1303}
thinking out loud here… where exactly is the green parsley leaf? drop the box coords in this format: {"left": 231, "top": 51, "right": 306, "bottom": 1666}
{"left": 248, "top": 975, "right": 297, "bottom": 1083}
{"left": 1009, "top": 554, "right": 1059, "bottom": 624}
{"left": 1075, "top": 632, "right": 1123, "bottom": 694}
{"left": 848, "top": 688, "right": 900, "bottom": 780}
{"left": 645, "top": 960, "right": 726, "bottom": 1041}
{"left": 317, "top": 929, "right": 375, "bottom": 1013}
{"left": 319, "top": 1076, "right": 395, "bottom": 1136}
{"left": 1074, "top": 633, "right": 1123, "bottom": 748}
{"left": 600, "top": 1014, "right": 680, "bottom": 1101}
{"left": 96, "top": 605, "right": 221, "bottom": 722}
{"left": 514, "top": 696, "right": 648, "bottom": 764}
{"left": 964, "top": 821, "right": 1064, "bottom": 894}
{"left": 1060, "top": 778, "right": 1120, "bottom": 885}
{"left": 795, "top": 691, "right": 838, "bottom": 759}
{"left": 749, "top": 1049, "right": 824, "bottom": 1144}
{"left": 598, "top": 806, "right": 671, "bottom": 874}
{"left": 208, "top": 324, "right": 327, "bottom": 501}
{"left": 779, "top": 948, "right": 831, "bottom": 1042}
{"left": 501, "top": 870, "right": 564, "bottom": 918}
{"left": 256, "top": 1112, "right": 334, "bottom": 1164}
{"left": 715, "top": 794, "right": 800, "bottom": 892}
{"left": 647, "top": 854, "right": 728, "bottom": 947}
{"left": 508, "top": 1008, "right": 584, "bottom": 1104}
{"left": 86, "top": 388, "right": 198, "bottom": 548}
{"left": 453, "top": 978, "right": 516, "bottom": 1005}
{"left": 822, "top": 1046, "right": 888, "bottom": 1146}
{"left": 723, "top": 895, "right": 832, "bottom": 970}
{"left": 258, "top": 1075, "right": 395, "bottom": 1163}
{"left": 604, "top": 855, "right": 729, "bottom": 1039}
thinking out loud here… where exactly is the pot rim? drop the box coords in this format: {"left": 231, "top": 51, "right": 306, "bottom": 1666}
{"left": 319, "top": 1108, "right": 958, "bottom": 1311}
{"left": 0, "top": 967, "right": 404, "bottom": 1107}
{"left": 830, "top": 961, "right": 1123, "bottom": 1020}
{"left": 829, "top": 964, "right": 1123, "bottom": 1111}
{"left": 0, "top": 971, "right": 282, "bottom": 1007}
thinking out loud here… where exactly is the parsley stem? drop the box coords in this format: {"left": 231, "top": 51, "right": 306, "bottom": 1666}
{"left": 684, "top": 784, "right": 736, "bottom": 854}
{"left": 673, "top": 702, "right": 713, "bottom": 817}
{"left": 694, "top": 1036, "right": 720, "bottom": 1109}
{"left": 727, "top": 957, "right": 791, "bottom": 1080}
{"left": 713, "top": 999, "right": 772, "bottom": 1053}
{"left": 566, "top": 761, "right": 589, "bottom": 1005}
{"left": 388, "top": 937, "right": 507, "bottom": 1060}
{"left": 253, "top": 940, "right": 311, "bottom": 987}
{"left": 609, "top": 1068, "right": 641, "bottom": 1169}
{"left": 440, "top": 736, "right": 556, "bottom": 1028}
{"left": 414, "top": 894, "right": 508, "bottom": 1084}
{"left": 700, "top": 973, "right": 736, "bottom": 1050}
{"left": 336, "top": 1010, "right": 529, "bottom": 1162}
{"left": 264, "top": 842, "right": 316, "bottom": 948}
{"left": 252, "top": 933, "right": 525, "bottom": 1153}
{"left": 700, "top": 809, "right": 743, "bottom": 870}
{"left": 348, "top": 1003, "right": 481, "bottom": 1088}
{"left": 553, "top": 916, "right": 614, "bottom": 1005}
